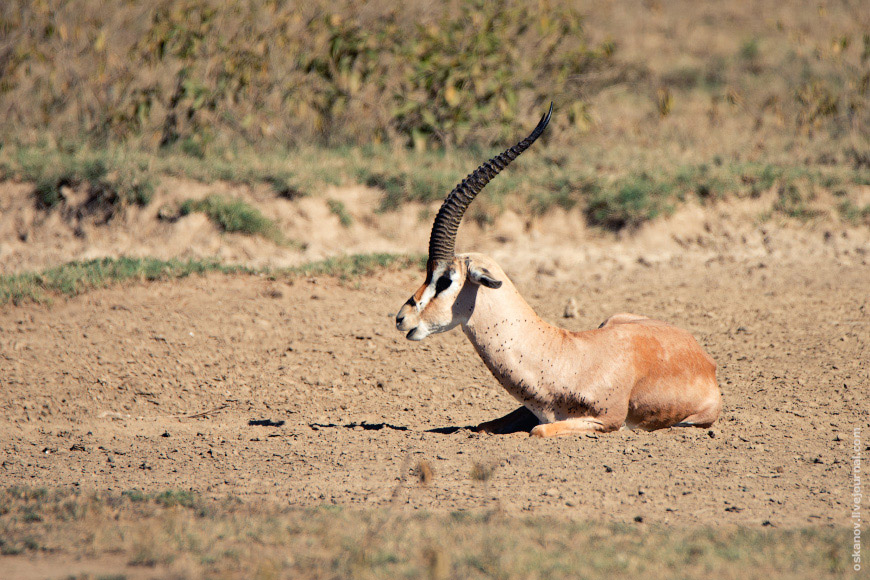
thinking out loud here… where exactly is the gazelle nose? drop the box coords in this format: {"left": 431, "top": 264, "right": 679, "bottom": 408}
{"left": 395, "top": 314, "right": 405, "bottom": 328}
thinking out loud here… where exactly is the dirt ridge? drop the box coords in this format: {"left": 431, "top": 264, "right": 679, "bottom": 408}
{"left": 2, "top": 180, "right": 869, "bottom": 278}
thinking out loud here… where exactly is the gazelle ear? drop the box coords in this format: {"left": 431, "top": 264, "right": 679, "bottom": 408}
{"left": 468, "top": 264, "right": 502, "bottom": 289}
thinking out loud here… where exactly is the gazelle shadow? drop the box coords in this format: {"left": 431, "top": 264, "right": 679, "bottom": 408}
{"left": 309, "top": 407, "right": 539, "bottom": 435}
{"left": 309, "top": 422, "right": 409, "bottom": 432}
{"left": 429, "top": 407, "right": 540, "bottom": 435}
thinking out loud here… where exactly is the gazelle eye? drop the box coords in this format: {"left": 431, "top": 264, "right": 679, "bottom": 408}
{"left": 434, "top": 275, "right": 452, "bottom": 294}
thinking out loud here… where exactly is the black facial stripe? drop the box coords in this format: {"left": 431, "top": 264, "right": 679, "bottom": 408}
{"left": 434, "top": 275, "right": 452, "bottom": 295}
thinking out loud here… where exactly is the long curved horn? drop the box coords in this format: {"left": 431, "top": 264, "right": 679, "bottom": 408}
{"left": 427, "top": 103, "right": 553, "bottom": 263}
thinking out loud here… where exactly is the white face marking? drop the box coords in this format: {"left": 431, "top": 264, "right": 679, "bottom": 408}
{"left": 416, "top": 263, "right": 456, "bottom": 311}
{"left": 417, "top": 282, "right": 438, "bottom": 311}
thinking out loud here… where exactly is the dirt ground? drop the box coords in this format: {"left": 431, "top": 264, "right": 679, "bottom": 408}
{"left": 1, "top": 184, "right": 868, "bottom": 535}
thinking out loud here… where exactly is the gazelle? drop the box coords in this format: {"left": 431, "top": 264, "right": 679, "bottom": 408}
{"left": 396, "top": 104, "right": 721, "bottom": 437}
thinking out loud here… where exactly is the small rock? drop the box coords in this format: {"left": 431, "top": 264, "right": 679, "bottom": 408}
{"left": 414, "top": 460, "right": 434, "bottom": 485}
{"left": 543, "top": 487, "right": 559, "bottom": 497}
{"left": 563, "top": 298, "right": 579, "bottom": 318}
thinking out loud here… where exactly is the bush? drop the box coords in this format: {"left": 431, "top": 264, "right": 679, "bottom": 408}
{"left": 0, "top": 0, "right": 606, "bottom": 151}
{"left": 23, "top": 151, "right": 155, "bottom": 211}
{"left": 585, "top": 175, "right": 672, "bottom": 230}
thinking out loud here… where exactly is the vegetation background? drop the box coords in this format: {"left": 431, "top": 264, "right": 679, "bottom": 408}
{"left": 0, "top": 1, "right": 868, "bottom": 578}
{"left": 1, "top": 0, "right": 868, "bottom": 236}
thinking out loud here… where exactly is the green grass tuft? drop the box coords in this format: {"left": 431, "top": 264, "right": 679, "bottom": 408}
{"left": 327, "top": 199, "right": 353, "bottom": 227}
{"left": 180, "top": 195, "right": 286, "bottom": 244}
{"left": 0, "top": 257, "right": 249, "bottom": 306}
{"left": 120, "top": 489, "right": 148, "bottom": 503}
{"left": 266, "top": 173, "right": 307, "bottom": 200}
{"left": 0, "top": 254, "right": 425, "bottom": 306}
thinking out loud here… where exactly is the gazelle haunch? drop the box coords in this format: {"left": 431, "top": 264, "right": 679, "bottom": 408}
{"left": 396, "top": 104, "right": 721, "bottom": 437}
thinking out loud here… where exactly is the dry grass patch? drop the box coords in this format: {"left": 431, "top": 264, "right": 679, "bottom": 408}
{"left": 0, "top": 487, "right": 849, "bottom": 579}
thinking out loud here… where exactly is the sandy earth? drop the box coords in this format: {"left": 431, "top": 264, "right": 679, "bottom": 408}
{"left": 1, "top": 182, "right": 868, "bottom": 542}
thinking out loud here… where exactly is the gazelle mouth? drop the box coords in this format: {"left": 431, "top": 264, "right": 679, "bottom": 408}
{"left": 405, "top": 326, "right": 432, "bottom": 341}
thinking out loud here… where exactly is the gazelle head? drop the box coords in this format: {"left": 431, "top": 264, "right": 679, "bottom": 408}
{"left": 396, "top": 104, "right": 552, "bottom": 341}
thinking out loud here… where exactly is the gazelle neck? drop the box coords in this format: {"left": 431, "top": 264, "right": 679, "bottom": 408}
{"left": 460, "top": 272, "right": 569, "bottom": 419}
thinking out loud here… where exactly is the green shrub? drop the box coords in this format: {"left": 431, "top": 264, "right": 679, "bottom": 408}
{"left": 585, "top": 176, "right": 672, "bottom": 230}
{"left": 14, "top": 149, "right": 155, "bottom": 210}
{"left": 772, "top": 184, "right": 822, "bottom": 220}
{"left": 179, "top": 195, "right": 283, "bottom": 242}
{"left": 837, "top": 199, "right": 870, "bottom": 224}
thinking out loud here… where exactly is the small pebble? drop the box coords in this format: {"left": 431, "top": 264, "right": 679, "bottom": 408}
{"left": 563, "top": 298, "right": 579, "bottom": 318}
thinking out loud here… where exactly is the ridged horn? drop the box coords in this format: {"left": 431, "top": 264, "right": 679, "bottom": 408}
{"left": 427, "top": 102, "right": 553, "bottom": 263}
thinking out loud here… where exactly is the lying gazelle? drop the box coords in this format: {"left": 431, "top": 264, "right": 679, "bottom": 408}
{"left": 396, "top": 104, "right": 721, "bottom": 437}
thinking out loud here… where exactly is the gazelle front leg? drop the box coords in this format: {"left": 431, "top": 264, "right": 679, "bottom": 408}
{"left": 530, "top": 417, "right": 611, "bottom": 438}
